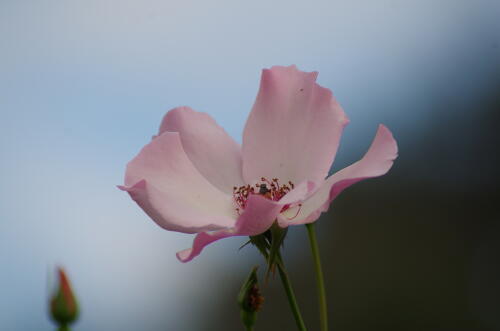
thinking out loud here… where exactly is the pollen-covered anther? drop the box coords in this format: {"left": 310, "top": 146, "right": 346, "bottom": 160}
{"left": 233, "top": 184, "right": 255, "bottom": 212}
{"left": 233, "top": 177, "right": 299, "bottom": 217}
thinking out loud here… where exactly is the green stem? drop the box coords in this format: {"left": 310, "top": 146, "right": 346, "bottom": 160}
{"left": 306, "top": 223, "right": 328, "bottom": 331}
{"left": 57, "top": 325, "right": 70, "bottom": 331}
{"left": 276, "top": 253, "right": 307, "bottom": 331}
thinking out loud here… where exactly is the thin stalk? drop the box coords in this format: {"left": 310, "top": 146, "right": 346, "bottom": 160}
{"left": 306, "top": 223, "right": 328, "bottom": 331}
{"left": 57, "top": 325, "right": 70, "bottom": 331}
{"left": 276, "top": 253, "right": 307, "bottom": 331}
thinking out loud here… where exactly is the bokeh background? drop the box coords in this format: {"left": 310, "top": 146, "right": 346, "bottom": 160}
{"left": 1, "top": 0, "right": 499, "bottom": 330}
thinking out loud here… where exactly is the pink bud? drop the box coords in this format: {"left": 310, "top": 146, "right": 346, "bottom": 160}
{"left": 49, "top": 267, "right": 79, "bottom": 326}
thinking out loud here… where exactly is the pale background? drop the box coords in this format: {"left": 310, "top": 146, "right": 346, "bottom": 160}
{"left": 1, "top": 0, "right": 499, "bottom": 330}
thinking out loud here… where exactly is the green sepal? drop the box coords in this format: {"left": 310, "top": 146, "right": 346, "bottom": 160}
{"left": 240, "top": 310, "right": 257, "bottom": 330}
{"left": 266, "top": 223, "right": 288, "bottom": 280}
{"left": 51, "top": 289, "right": 79, "bottom": 325}
{"left": 239, "top": 239, "right": 252, "bottom": 250}
{"left": 249, "top": 234, "right": 270, "bottom": 260}
{"left": 247, "top": 222, "right": 289, "bottom": 281}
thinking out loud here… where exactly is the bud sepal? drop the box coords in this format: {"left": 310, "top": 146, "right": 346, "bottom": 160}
{"left": 238, "top": 266, "right": 264, "bottom": 330}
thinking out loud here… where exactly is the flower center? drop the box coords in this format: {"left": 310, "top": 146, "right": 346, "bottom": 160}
{"left": 232, "top": 177, "right": 302, "bottom": 219}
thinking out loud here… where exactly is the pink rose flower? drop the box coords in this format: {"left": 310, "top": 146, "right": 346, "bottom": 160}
{"left": 119, "top": 65, "right": 398, "bottom": 262}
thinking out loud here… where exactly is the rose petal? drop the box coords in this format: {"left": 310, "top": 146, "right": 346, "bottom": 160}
{"left": 158, "top": 106, "right": 244, "bottom": 194}
{"left": 279, "top": 124, "right": 398, "bottom": 226}
{"left": 242, "top": 65, "right": 349, "bottom": 186}
{"left": 278, "top": 180, "right": 317, "bottom": 206}
{"left": 119, "top": 131, "right": 237, "bottom": 233}
{"left": 176, "top": 180, "right": 317, "bottom": 262}
{"left": 176, "top": 194, "right": 282, "bottom": 262}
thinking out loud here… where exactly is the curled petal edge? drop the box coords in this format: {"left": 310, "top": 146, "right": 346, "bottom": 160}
{"left": 278, "top": 124, "right": 398, "bottom": 227}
